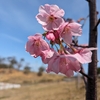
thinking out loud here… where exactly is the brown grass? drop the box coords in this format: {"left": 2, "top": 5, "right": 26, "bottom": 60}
{"left": 0, "top": 69, "right": 64, "bottom": 84}
{"left": 0, "top": 69, "right": 100, "bottom": 100}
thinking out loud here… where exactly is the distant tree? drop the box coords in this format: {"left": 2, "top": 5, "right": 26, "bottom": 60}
{"left": 0, "top": 57, "right": 7, "bottom": 69}
{"left": 0, "top": 64, "right": 8, "bottom": 69}
{"left": 17, "top": 58, "right": 24, "bottom": 70}
{"left": 97, "top": 67, "right": 100, "bottom": 75}
{"left": 23, "top": 64, "right": 31, "bottom": 74}
{"left": 37, "top": 66, "right": 45, "bottom": 76}
{"left": 7, "top": 57, "right": 17, "bottom": 72}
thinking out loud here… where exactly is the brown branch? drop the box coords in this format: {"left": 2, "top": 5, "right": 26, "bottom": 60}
{"left": 93, "top": 18, "right": 100, "bottom": 31}
{"left": 77, "top": 15, "right": 89, "bottom": 28}
{"left": 71, "top": 43, "right": 89, "bottom": 48}
{"left": 79, "top": 68, "right": 93, "bottom": 80}
{"left": 79, "top": 65, "right": 93, "bottom": 90}
{"left": 86, "top": 0, "right": 91, "bottom": 2}
{"left": 82, "top": 15, "right": 89, "bottom": 28}
{"left": 79, "top": 65, "right": 87, "bottom": 88}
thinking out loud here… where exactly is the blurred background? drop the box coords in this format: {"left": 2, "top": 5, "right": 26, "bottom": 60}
{"left": 0, "top": 0, "right": 100, "bottom": 100}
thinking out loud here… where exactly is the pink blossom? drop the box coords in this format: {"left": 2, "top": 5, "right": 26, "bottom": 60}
{"left": 46, "top": 31, "right": 55, "bottom": 41}
{"left": 40, "top": 49, "right": 55, "bottom": 64}
{"left": 36, "top": 4, "right": 65, "bottom": 31}
{"left": 60, "top": 22, "right": 82, "bottom": 44}
{"left": 46, "top": 30, "right": 60, "bottom": 43}
{"left": 25, "top": 33, "right": 50, "bottom": 58}
{"left": 67, "top": 48, "right": 97, "bottom": 64}
{"left": 46, "top": 54, "right": 80, "bottom": 77}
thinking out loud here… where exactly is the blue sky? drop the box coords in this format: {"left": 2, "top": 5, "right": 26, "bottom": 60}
{"left": 0, "top": 0, "right": 100, "bottom": 73}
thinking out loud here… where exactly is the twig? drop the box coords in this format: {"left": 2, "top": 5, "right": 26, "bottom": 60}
{"left": 79, "top": 68, "right": 93, "bottom": 80}
{"left": 82, "top": 15, "right": 89, "bottom": 28}
{"left": 71, "top": 44, "right": 89, "bottom": 48}
{"left": 77, "top": 15, "right": 89, "bottom": 28}
{"left": 80, "top": 66, "right": 87, "bottom": 88}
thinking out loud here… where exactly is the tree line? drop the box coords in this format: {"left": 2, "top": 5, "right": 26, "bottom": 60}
{"left": 0, "top": 56, "right": 45, "bottom": 76}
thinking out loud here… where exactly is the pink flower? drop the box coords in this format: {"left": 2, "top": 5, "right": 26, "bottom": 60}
{"left": 25, "top": 33, "right": 50, "bottom": 58}
{"left": 40, "top": 49, "right": 55, "bottom": 64}
{"left": 46, "top": 31, "right": 55, "bottom": 41}
{"left": 46, "top": 30, "right": 60, "bottom": 43}
{"left": 46, "top": 54, "right": 80, "bottom": 77}
{"left": 60, "top": 22, "right": 82, "bottom": 44}
{"left": 67, "top": 48, "right": 97, "bottom": 64}
{"left": 36, "top": 4, "right": 65, "bottom": 31}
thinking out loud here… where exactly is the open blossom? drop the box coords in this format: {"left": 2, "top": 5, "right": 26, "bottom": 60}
{"left": 40, "top": 49, "right": 55, "bottom": 64}
{"left": 25, "top": 33, "right": 49, "bottom": 58}
{"left": 25, "top": 4, "right": 98, "bottom": 78}
{"left": 46, "top": 54, "right": 81, "bottom": 77}
{"left": 67, "top": 47, "right": 97, "bottom": 64}
{"left": 60, "top": 21, "right": 82, "bottom": 44}
{"left": 36, "top": 4, "right": 65, "bottom": 31}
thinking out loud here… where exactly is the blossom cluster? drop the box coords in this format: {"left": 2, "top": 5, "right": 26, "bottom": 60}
{"left": 25, "top": 4, "right": 97, "bottom": 77}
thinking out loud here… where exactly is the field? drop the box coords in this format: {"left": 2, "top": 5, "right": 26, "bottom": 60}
{"left": 0, "top": 69, "right": 100, "bottom": 100}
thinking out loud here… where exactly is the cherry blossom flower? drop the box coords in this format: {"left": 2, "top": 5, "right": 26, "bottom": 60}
{"left": 25, "top": 4, "right": 98, "bottom": 77}
{"left": 40, "top": 49, "right": 55, "bottom": 64}
{"left": 36, "top": 4, "right": 65, "bottom": 31}
{"left": 46, "top": 31, "right": 55, "bottom": 41}
{"left": 67, "top": 47, "right": 97, "bottom": 64}
{"left": 60, "top": 21, "right": 82, "bottom": 44}
{"left": 25, "top": 33, "right": 50, "bottom": 58}
{"left": 46, "top": 54, "right": 81, "bottom": 77}
{"left": 46, "top": 30, "right": 60, "bottom": 43}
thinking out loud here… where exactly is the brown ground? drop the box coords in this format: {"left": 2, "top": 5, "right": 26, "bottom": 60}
{"left": 0, "top": 69, "right": 100, "bottom": 100}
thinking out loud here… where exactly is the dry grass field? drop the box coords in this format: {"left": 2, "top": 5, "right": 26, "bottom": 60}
{"left": 0, "top": 69, "right": 100, "bottom": 100}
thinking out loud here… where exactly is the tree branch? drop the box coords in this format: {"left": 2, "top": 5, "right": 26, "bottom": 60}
{"left": 93, "top": 18, "right": 100, "bottom": 31}
{"left": 82, "top": 15, "right": 89, "bottom": 28}
{"left": 71, "top": 43, "right": 89, "bottom": 48}
{"left": 79, "top": 68, "right": 93, "bottom": 80}
{"left": 86, "top": 0, "right": 90, "bottom": 3}
{"left": 79, "top": 65, "right": 87, "bottom": 88}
